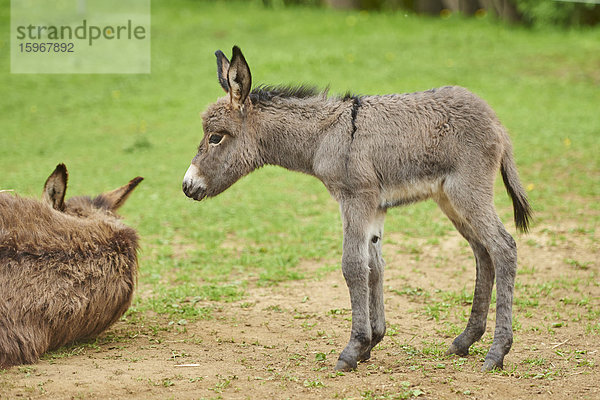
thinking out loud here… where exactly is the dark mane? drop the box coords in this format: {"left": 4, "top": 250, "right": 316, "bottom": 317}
{"left": 249, "top": 84, "right": 323, "bottom": 104}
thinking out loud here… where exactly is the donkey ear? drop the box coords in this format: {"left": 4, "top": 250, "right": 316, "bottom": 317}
{"left": 227, "top": 46, "right": 252, "bottom": 109}
{"left": 215, "top": 50, "right": 230, "bottom": 93}
{"left": 42, "top": 163, "right": 68, "bottom": 211}
{"left": 100, "top": 176, "right": 143, "bottom": 211}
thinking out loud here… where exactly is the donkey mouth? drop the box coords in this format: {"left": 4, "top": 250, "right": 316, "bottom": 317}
{"left": 182, "top": 165, "right": 208, "bottom": 201}
{"left": 182, "top": 182, "right": 207, "bottom": 201}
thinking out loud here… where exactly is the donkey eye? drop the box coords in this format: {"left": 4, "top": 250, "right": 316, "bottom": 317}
{"left": 209, "top": 134, "right": 223, "bottom": 145}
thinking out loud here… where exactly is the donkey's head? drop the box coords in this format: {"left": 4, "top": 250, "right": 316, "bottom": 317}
{"left": 182, "top": 46, "right": 260, "bottom": 201}
{"left": 43, "top": 163, "right": 143, "bottom": 218}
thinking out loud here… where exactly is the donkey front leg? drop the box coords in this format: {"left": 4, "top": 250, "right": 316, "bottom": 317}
{"left": 335, "top": 200, "right": 378, "bottom": 372}
{"left": 358, "top": 209, "right": 387, "bottom": 363}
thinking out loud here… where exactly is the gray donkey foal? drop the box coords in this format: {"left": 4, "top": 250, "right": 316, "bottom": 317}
{"left": 182, "top": 46, "right": 532, "bottom": 371}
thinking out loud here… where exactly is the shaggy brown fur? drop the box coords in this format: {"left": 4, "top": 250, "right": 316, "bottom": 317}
{"left": 0, "top": 164, "right": 142, "bottom": 369}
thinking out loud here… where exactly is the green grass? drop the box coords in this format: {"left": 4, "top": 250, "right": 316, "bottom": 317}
{"left": 1, "top": 0, "right": 598, "bottom": 322}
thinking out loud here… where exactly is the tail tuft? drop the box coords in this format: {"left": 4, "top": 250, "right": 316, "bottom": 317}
{"left": 501, "top": 152, "right": 532, "bottom": 233}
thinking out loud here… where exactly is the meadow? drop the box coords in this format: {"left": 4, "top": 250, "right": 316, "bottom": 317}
{"left": 0, "top": 1, "right": 598, "bottom": 398}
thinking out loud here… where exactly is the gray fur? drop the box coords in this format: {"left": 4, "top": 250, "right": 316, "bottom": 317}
{"left": 183, "top": 47, "right": 532, "bottom": 372}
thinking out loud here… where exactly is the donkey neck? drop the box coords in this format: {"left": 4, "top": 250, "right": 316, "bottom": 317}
{"left": 254, "top": 97, "right": 349, "bottom": 175}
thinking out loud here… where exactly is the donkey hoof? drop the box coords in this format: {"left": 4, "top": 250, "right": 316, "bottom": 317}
{"left": 335, "top": 357, "right": 357, "bottom": 372}
{"left": 482, "top": 357, "right": 503, "bottom": 371}
{"left": 358, "top": 349, "right": 372, "bottom": 362}
{"left": 445, "top": 343, "right": 469, "bottom": 357}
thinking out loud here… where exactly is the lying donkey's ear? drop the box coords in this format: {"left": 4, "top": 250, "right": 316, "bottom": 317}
{"left": 43, "top": 163, "right": 68, "bottom": 211}
{"left": 227, "top": 46, "right": 252, "bottom": 110}
{"left": 215, "top": 50, "right": 230, "bottom": 93}
{"left": 98, "top": 176, "right": 144, "bottom": 212}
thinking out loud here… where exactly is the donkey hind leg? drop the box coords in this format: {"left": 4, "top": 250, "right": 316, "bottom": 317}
{"left": 439, "top": 183, "right": 518, "bottom": 371}
{"left": 446, "top": 241, "right": 495, "bottom": 356}
{"left": 335, "top": 200, "right": 377, "bottom": 372}
{"left": 358, "top": 209, "right": 387, "bottom": 363}
{"left": 437, "top": 194, "right": 495, "bottom": 356}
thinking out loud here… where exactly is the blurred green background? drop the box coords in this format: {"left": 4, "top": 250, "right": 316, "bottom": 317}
{"left": 1, "top": 0, "right": 598, "bottom": 317}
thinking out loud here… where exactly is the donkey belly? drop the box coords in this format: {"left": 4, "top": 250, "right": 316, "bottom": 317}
{"left": 379, "top": 178, "right": 443, "bottom": 208}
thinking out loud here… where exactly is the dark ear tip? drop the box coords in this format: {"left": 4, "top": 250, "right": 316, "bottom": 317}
{"left": 130, "top": 176, "right": 144, "bottom": 187}
{"left": 232, "top": 45, "right": 242, "bottom": 56}
{"left": 215, "top": 50, "right": 224, "bottom": 57}
{"left": 53, "top": 163, "right": 68, "bottom": 181}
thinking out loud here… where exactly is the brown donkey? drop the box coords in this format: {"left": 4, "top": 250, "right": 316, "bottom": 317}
{"left": 0, "top": 164, "right": 142, "bottom": 368}
{"left": 182, "top": 46, "right": 532, "bottom": 371}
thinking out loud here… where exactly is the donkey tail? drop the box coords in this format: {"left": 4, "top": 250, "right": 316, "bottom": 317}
{"left": 500, "top": 143, "right": 532, "bottom": 233}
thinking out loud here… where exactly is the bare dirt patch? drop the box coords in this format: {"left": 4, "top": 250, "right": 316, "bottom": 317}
{"left": 1, "top": 225, "right": 598, "bottom": 399}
